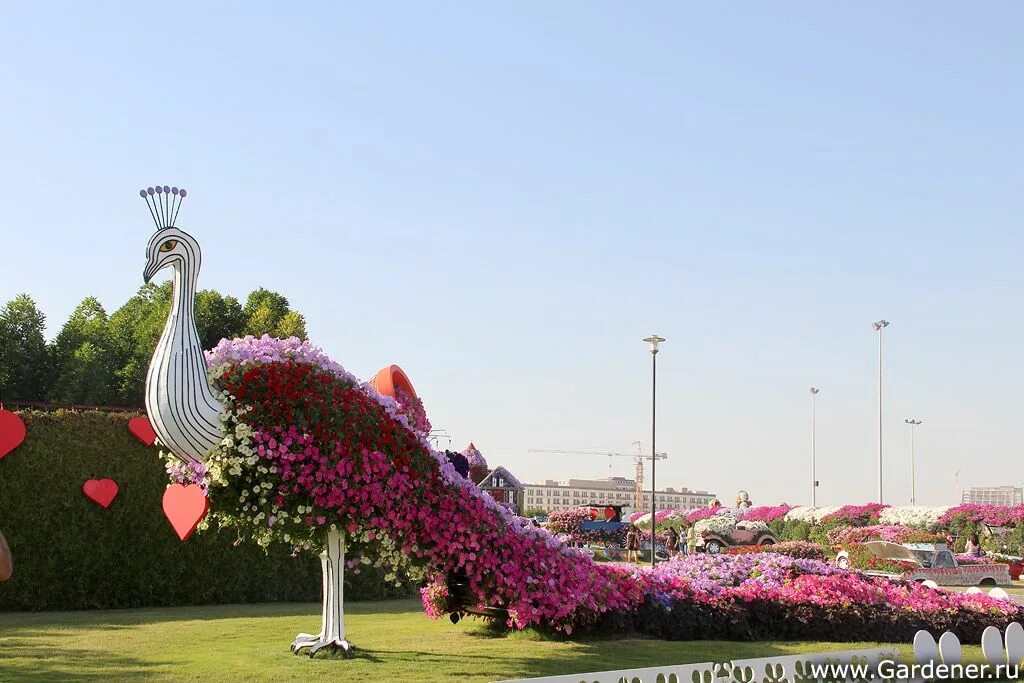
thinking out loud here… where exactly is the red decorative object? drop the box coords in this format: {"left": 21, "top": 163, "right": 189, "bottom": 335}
{"left": 128, "top": 416, "right": 157, "bottom": 446}
{"left": 588, "top": 508, "right": 599, "bottom": 520}
{"left": 0, "top": 409, "right": 27, "bottom": 460}
{"left": 82, "top": 479, "right": 119, "bottom": 509}
{"left": 603, "top": 507, "right": 616, "bottom": 521}
{"left": 369, "top": 364, "right": 417, "bottom": 400}
{"left": 161, "top": 484, "right": 210, "bottom": 541}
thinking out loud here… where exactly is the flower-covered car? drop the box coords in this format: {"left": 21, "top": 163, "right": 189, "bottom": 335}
{"left": 836, "top": 541, "right": 1011, "bottom": 586}
{"left": 694, "top": 515, "right": 777, "bottom": 554}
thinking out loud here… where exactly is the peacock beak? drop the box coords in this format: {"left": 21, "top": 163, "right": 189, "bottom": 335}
{"left": 143, "top": 260, "right": 158, "bottom": 284}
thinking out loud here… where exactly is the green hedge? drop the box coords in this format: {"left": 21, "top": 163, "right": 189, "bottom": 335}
{"left": 0, "top": 410, "right": 416, "bottom": 611}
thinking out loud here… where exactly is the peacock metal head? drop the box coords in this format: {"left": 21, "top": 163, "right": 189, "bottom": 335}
{"left": 140, "top": 186, "right": 200, "bottom": 283}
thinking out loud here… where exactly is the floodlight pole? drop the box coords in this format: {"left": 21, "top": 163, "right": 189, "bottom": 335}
{"left": 810, "top": 387, "right": 820, "bottom": 507}
{"left": 643, "top": 335, "right": 665, "bottom": 568}
{"left": 905, "top": 419, "right": 922, "bottom": 504}
{"left": 872, "top": 320, "right": 889, "bottom": 504}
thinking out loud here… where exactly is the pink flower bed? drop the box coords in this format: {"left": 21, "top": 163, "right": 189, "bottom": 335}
{"left": 685, "top": 507, "right": 721, "bottom": 523}
{"left": 740, "top": 504, "right": 794, "bottom": 523}
{"left": 939, "top": 504, "right": 1024, "bottom": 528}
{"left": 821, "top": 503, "right": 889, "bottom": 527}
{"left": 827, "top": 525, "right": 943, "bottom": 546}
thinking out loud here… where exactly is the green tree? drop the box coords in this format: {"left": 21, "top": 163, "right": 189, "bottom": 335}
{"left": 274, "top": 310, "right": 308, "bottom": 340}
{"left": 0, "top": 294, "right": 49, "bottom": 402}
{"left": 195, "top": 290, "right": 245, "bottom": 350}
{"left": 48, "top": 297, "right": 116, "bottom": 404}
{"left": 107, "top": 283, "right": 172, "bottom": 406}
{"left": 243, "top": 289, "right": 291, "bottom": 337}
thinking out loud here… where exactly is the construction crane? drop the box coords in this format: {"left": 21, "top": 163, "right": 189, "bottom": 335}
{"left": 528, "top": 441, "right": 668, "bottom": 510}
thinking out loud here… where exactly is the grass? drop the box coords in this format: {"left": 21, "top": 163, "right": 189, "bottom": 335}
{"left": 0, "top": 598, "right": 1000, "bottom": 682}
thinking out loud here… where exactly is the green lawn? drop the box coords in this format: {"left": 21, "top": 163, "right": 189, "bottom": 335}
{"left": 0, "top": 599, "right": 989, "bottom": 682}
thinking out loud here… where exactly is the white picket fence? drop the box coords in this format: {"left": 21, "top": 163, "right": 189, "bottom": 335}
{"left": 494, "top": 646, "right": 900, "bottom": 683}
{"left": 496, "top": 621, "right": 1024, "bottom": 683}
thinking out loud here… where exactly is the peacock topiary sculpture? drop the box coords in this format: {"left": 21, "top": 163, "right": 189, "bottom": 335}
{"left": 138, "top": 186, "right": 640, "bottom": 657}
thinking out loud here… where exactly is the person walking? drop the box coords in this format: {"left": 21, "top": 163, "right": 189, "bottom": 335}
{"left": 665, "top": 527, "right": 679, "bottom": 559}
{"left": 625, "top": 524, "right": 640, "bottom": 563}
{"left": 686, "top": 525, "right": 697, "bottom": 555}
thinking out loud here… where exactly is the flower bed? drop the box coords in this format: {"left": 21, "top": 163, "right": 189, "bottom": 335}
{"left": 685, "top": 507, "right": 722, "bottom": 523}
{"left": 740, "top": 504, "right": 793, "bottom": 524}
{"left": 827, "top": 525, "right": 944, "bottom": 547}
{"left": 693, "top": 514, "right": 736, "bottom": 537}
{"left": 783, "top": 506, "right": 843, "bottom": 524}
{"left": 939, "top": 504, "right": 1024, "bottom": 529}
{"left": 820, "top": 503, "right": 888, "bottom": 527}
{"left": 877, "top": 506, "right": 950, "bottom": 530}
{"left": 726, "top": 541, "right": 825, "bottom": 560}
{"left": 634, "top": 553, "right": 1020, "bottom": 643}
{"left": 633, "top": 508, "right": 688, "bottom": 530}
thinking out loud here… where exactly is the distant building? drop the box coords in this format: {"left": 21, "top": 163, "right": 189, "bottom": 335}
{"left": 523, "top": 476, "right": 716, "bottom": 513}
{"left": 961, "top": 486, "right": 1023, "bottom": 507}
{"left": 478, "top": 466, "right": 525, "bottom": 513}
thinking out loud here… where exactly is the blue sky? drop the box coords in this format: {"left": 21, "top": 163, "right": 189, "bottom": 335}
{"left": 2, "top": 3, "right": 1021, "bottom": 506}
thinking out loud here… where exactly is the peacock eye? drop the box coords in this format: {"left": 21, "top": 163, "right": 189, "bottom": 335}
{"left": 159, "top": 239, "right": 178, "bottom": 253}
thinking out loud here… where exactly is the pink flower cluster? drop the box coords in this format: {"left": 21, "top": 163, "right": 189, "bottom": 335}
{"left": 821, "top": 503, "right": 889, "bottom": 526}
{"left": 394, "top": 385, "right": 432, "bottom": 438}
{"left": 939, "top": 504, "right": 1024, "bottom": 528}
{"left": 739, "top": 504, "right": 794, "bottom": 523}
{"left": 685, "top": 507, "right": 721, "bottom": 523}
{"left": 827, "top": 525, "right": 943, "bottom": 546}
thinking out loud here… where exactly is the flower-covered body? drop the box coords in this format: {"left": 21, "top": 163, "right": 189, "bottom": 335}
{"left": 186, "top": 336, "right": 641, "bottom": 631}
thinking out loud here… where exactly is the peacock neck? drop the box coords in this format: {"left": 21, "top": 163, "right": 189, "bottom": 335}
{"left": 164, "top": 260, "right": 203, "bottom": 360}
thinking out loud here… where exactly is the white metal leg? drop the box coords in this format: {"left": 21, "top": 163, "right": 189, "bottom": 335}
{"left": 290, "top": 529, "right": 354, "bottom": 657}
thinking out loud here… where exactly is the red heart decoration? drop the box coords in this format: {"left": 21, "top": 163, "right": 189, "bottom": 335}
{"left": 588, "top": 507, "right": 598, "bottom": 520}
{"left": 129, "top": 417, "right": 157, "bottom": 446}
{"left": 604, "top": 506, "right": 616, "bottom": 521}
{"left": 162, "top": 484, "right": 209, "bottom": 541}
{"left": 83, "top": 479, "right": 119, "bottom": 509}
{"left": 0, "top": 409, "right": 27, "bottom": 460}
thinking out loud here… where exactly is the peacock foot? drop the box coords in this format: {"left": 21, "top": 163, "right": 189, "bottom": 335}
{"left": 290, "top": 633, "right": 355, "bottom": 658}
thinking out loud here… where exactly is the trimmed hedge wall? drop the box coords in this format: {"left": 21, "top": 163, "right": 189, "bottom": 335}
{"left": 0, "top": 410, "right": 415, "bottom": 611}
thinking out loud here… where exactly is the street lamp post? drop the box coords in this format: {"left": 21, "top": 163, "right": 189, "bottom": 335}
{"left": 905, "top": 419, "right": 922, "bottom": 504}
{"left": 643, "top": 335, "right": 665, "bottom": 568}
{"left": 810, "top": 387, "right": 820, "bottom": 507}
{"left": 872, "top": 320, "right": 889, "bottom": 504}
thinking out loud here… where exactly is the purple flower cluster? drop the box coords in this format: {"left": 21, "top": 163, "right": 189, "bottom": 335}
{"left": 165, "top": 460, "right": 209, "bottom": 493}
{"left": 206, "top": 334, "right": 361, "bottom": 386}
{"left": 646, "top": 552, "right": 843, "bottom": 597}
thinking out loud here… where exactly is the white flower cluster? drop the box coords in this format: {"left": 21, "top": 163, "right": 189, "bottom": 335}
{"left": 783, "top": 506, "right": 842, "bottom": 523}
{"left": 735, "top": 519, "right": 770, "bottom": 533}
{"left": 878, "top": 506, "right": 951, "bottom": 530}
{"left": 694, "top": 514, "right": 736, "bottom": 536}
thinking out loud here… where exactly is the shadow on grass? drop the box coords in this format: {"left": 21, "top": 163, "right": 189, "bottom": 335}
{"left": 0, "top": 598, "right": 424, "bottom": 631}
{"left": 0, "top": 640, "right": 171, "bottom": 682}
